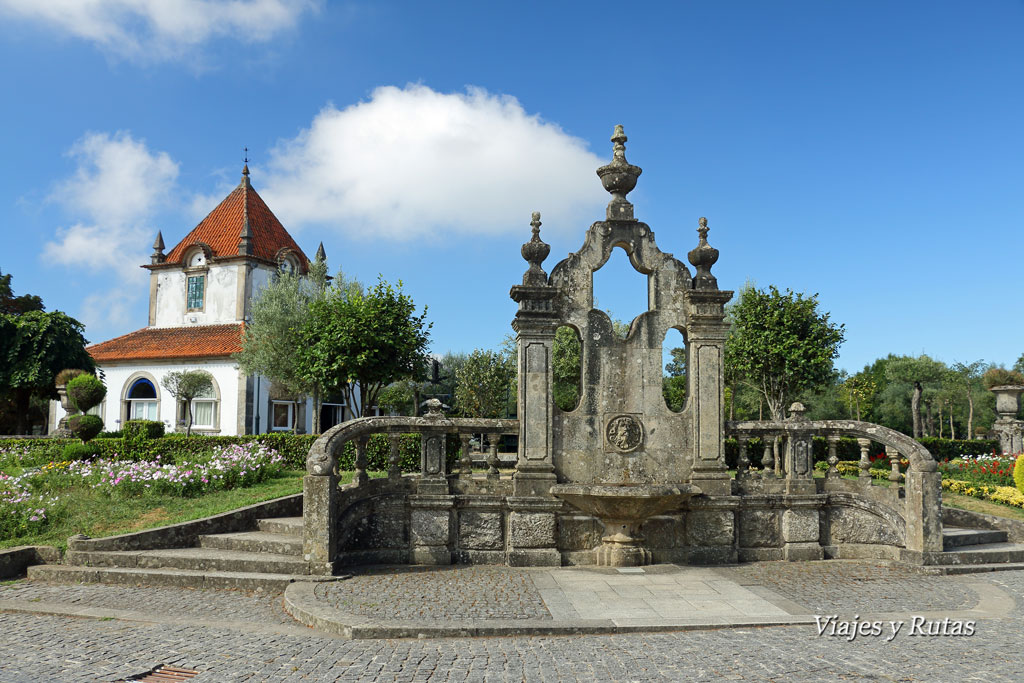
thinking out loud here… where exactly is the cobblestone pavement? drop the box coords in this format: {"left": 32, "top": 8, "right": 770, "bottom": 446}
{"left": 0, "top": 581, "right": 294, "bottom": 625}
{"left": 315, "top": 565, "right": 552, "bottom": 621}
{"left": 0, "top": 566, "right": 1022, "bottom": 682}
{"left": 718, "top": 560, "right": 976, "bottom": 613}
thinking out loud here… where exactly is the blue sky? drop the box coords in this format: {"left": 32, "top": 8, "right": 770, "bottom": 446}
{"left": 1, "top": 0, "right": 1022, "bottom": 375}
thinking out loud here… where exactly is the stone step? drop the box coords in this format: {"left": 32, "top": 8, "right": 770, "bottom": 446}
{"left": 932, "top": 542, "right": 1024, "bottom": 566}
{"left": 199, "top": 531, "right": 302, "bottom": 556}
{"left": 26, "top": 564, "right": 333, "bottom": 592}
{"left": 932, "top": 562, "right": 1024, "bottom": 575}
{"left": 65, "top": 547, "right": 310, "bottom": 575}
{"left": 257, "top": 517, "right": 303, "bottom": 535}
{"left": 942, "top": 527, "right": 1009, "bottom": 550}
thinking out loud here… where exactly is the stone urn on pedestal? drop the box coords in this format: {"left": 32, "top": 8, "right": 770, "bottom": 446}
{"left": 990, "top": 385, "right": 1024, "bottom": 454}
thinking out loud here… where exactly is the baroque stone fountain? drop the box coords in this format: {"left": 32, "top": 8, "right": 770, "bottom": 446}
{"left": 302, "top": 125, "right": 945, "bottom": 573}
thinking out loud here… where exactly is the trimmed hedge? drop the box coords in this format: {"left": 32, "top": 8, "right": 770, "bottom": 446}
{"left": 917, "top": 438, "right": 1000, "bottom": 461}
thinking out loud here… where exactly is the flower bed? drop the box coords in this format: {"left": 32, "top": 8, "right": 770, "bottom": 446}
{"left": 942, "top": 478, "right": 1024, "bottom": 509}
{"left": 0, "top": 470, "right": 57, "bottom": 540}
{"left": 938, "top": 454, "right": 1017, "bottom": 488}
{"left": 68, "top": 442, "right": 285, "bottom": 498}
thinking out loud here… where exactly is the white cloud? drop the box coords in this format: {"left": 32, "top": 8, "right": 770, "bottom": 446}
{"left": 258, "top": 85, "right": 607, "bottom": 240}
{"left": 43, "top": 131, "right": 179, "bottom": 332}
{"left": 0, "top": 0, "right": 317, "bottom": 62}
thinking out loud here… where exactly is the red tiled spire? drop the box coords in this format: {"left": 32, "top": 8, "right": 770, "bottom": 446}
{"left": 159, "top": 167, "right": 308, "bottom": 271}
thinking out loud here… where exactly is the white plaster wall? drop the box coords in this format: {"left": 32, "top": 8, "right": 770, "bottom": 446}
{"left": 152, "top": 264, "right": 241, "bottom": 327}
{"left": 50, "top": 361, "right": 244, "bottom": 436}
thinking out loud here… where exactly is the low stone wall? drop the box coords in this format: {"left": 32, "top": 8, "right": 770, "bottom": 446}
{"left": 943, "top": 507, "right": 1024, "bottom": 543}
{"left": 69, "top": 493, "right": 302, "bottom": 552}
{"left": 0, "top": 546, "right": 61, "bottom": 579}
{"left": 327, "top": 478, "right": 909, "bottom": 568}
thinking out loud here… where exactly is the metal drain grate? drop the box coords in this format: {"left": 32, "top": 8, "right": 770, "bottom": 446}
{"left": 118, "top": 664, "right": 200, "bottom": 682}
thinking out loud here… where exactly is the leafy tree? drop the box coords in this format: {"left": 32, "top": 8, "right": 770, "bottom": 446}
{"left": 299, "top": 277, "right": 431, "bottom": 417}
{"left": 455, "top": 348, "right": 515, "bottom": 418}
{"left": 663, "top": 346, "right": 687, "bottom": 412}
{"left": 726, "top": 285, "right": 845, "bottom": 420}
{"left": 0, "top": 269, "right": 43, "bottom": 315}
{"left": 553, "top": 326, "right": 582, "bottom": 411}
{"left": 947, "top": 360, "right": 986, "bottom": 440}
{"left": 236, "top": 252, "right": 343, "bottom": 432}
{"left": 0, "top": 309, "right": 93, "bottom": 435}
{"left": 1015, "top": 354, "right": 1024, "bottom": 375}
{"left": 884, "top": 355, "right": 947, "bottom": 438}
{"left": 161, "top": 370, "right": 214, "bottom": 436}
{"left": 839, "top": 372, "right": 877, "bottom": 421}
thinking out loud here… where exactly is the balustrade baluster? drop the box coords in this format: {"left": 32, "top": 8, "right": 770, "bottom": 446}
{"left": 387, "top": 434, "right": 402, "bottom": 481}
{"left": 761, "top": 438, "right": 774, "bottom": 476}
{"left": 459, "top": 433, "right": 473, "bottom": 479}
{"left": 736, "top": 437, "right": 749, "bottom": 479}
{"left": 826, "top": 435, "right": 840, "bottom": 479}
{"left": 354, "top": 435, "right": 369, "bottom": 486}
{"left": 857, "top": 438, "right": 871, "bottom": 483}
{"left": 487, "top": 434, "right": 501, "bottom": 480}
{"left": 887, "top": 445, "right": 901, "bottom": 484}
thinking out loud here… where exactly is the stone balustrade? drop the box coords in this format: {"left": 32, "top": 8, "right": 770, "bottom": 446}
{"left": 726, "top": 415, "right": 943, "bottom": 558}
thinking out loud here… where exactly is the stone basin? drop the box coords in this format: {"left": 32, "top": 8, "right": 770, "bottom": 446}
{"left": 550, "top": 483, "right": 701, "bottom": 567}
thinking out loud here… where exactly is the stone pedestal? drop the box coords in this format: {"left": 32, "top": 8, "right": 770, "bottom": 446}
{"left": 302, "top": 474, "right": 339, "bottom": 575}
{"left": 781, "top": 506, "right": 822, "bottom": 561}
{"left": 904, "top": 469, "right": 943, "bottom": 554}
{"left": 506, "top": 497, "right": 561, "bottom": 566}
{"left": 410, "top": 489, "right": 454, "bottom": 565}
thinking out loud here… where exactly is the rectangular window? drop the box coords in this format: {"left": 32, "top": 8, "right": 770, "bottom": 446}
{"left": 131, "top": 401, "right": 157, "bottom": 420}
{"left": 187, "top": 275, "right": 204, "bottom": 309}
{"left": 272, "top": 402, "right": 293, "bottom": 431}
{"left": 191, "top": 400, "right": 215, "bottom": 428}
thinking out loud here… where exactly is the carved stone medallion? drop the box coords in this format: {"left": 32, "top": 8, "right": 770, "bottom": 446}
{"left": 605, "top": 414, "right": 644, "bottom": 453}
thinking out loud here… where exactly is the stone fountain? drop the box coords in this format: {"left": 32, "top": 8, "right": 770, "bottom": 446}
{"left": 511, "top": 124, "right": 732, "bottom": 566}
{"left": 302, "top": 125, "right": 946, "bottom": 573}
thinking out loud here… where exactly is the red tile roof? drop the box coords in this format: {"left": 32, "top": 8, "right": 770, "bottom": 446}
{"left": 88, "top": 324, "right": 244, "bottom": 363}
{"left": 162, "top": 171, "right": 308, "bottom": 270}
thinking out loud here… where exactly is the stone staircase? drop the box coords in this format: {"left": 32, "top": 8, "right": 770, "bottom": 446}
{"left": 28, "top": 517, "right": 336, "bottom": 591}
{"left": 931, "top": 526, "right": 1024, "bottom": 574}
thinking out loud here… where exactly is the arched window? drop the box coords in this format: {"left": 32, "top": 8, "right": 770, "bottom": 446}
{"left": 127, "top": 378, "right": 158, "bottom": 421}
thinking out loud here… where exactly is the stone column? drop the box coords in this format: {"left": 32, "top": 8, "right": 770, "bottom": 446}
{"left": 683, "top": 287, "right": 734, "bottom": 496}
{"left": 458, "top": 433, "right": 473, "bottom": 480}
{"left": 857, "top": 438, "right": 871, "bottom": 484}
{"left": 303, "top": 444, "right": 339, "bottom": 575}
{"left": 353, "top": 436, "right": 369, "bottom": 487}
{"left": 509, "top": 212, "right": 559, "bottom": 499}
{"left": 904, "top": 468, "right": 944, "bottom": 556}
{"left": 387, "top": 434, "right": 402, "bottom": 481}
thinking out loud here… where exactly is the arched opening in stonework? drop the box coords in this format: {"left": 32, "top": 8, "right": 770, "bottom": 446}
{"left": 662, "top": 327, "right": 687, "bottom": 413}
{"left": 553, "top": 325, "right": 582, "bottom": 412}
{"left": 592, "top": 245, "right": 649, "bottom": 339}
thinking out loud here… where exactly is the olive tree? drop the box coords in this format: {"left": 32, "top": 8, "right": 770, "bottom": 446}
{"left": 161, "top": 370, "right": 214, "bottom": 436}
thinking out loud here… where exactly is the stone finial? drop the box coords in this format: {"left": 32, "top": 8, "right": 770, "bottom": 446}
{"left": 423, "top": 398, "right": 445, "bottom": 418}
{"left": 238, "top": 176, "right": 255, "bottom": 256}
{"left": 687, "top": 217, "right": 720, "bottom": 290}
{"left": 315, "top": 242, "right": 327, "bottom": 263}
{"left": 151, "top": 231, "right": 166, "bottom": 264}
{"left": 787, "top": 402, "right": 808, "bottom": 421}
{"left": 520, "top": 211, "right": 550, "bottom": 286}
{"left": 241, "top": 163, "right": 251, "bottom": 187}
{"left": 595, "top": 124, "right": 642, "bottom": 221}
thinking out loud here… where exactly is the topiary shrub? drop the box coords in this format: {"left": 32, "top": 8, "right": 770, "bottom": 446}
{"left": 1015, "top": 454, "right": 1024, "bottom": 495}
{"left": 68, "top": 414, "right": 103, "bottom": 443}
{"left": 66, "top": 374, "right": 106, "bottom": 413}
{"left": 61, "top": 441, "right": 101, "bottom": 461}
{"left": 55, "top": 368, "right": 88, "bottom": 386}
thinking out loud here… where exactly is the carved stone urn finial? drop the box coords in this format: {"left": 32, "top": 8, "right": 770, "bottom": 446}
{"left": 424, "top": 398, "right": 445, "bottom": 418}
{"left": 520, "top": 211, "right": 550, "bottom": 286}
{"left": 596, "top": 124, "right": 642, "bottom": 222}
{"left": 688, "top": 216, "right": 720, "bottom": 290}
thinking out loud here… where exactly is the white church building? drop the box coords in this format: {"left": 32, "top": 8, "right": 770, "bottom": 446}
{"left": 50, "top": 166, "right": 355, "bottom": 436}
